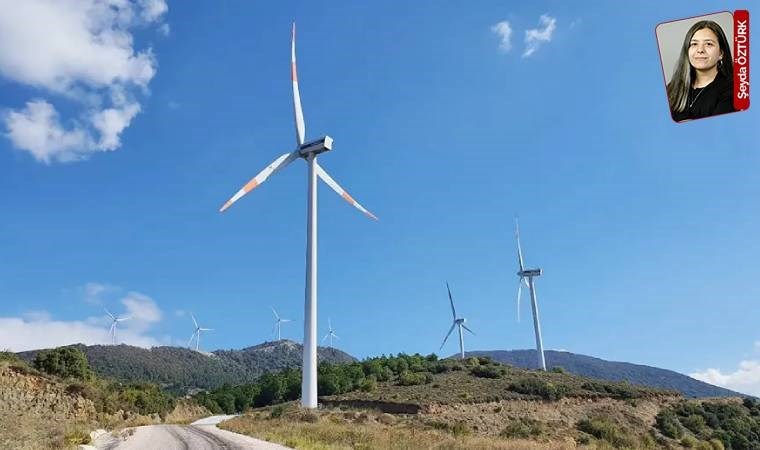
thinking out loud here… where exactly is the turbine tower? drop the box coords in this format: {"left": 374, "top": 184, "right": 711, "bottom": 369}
{"left": 321, "top": 318, "right": 339, "bottom": 348}
{"left": 188, "top": 313, "right": 213, "bottom": 352}
{"left": 515, "top": 218, "right": 547, "bottom": 371}
{"left": 219, "top": 24, "right": 377, "bottom": 409}
{"left": 105, "top": 308, "right": 130, "bottom": 345}
{"left": 439, "top": 283, "right": 475, "bottom": 360}
{"left": 271, "top": 306, "right": 291, "bottom": 341}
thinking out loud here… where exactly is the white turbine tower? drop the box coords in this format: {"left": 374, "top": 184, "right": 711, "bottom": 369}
{"left": 515, "top": 218, "right": 547, "bottom": 371}
{"left": 188, "top": 313, "right": 213, "bottom": 352}
{"left": 271, "top": 307, "right": 291, "bottom": 341}
{"left": 321, "top": 318, "right": 339, "bottom": 348}
{"left": 219, "top": 24, "right": 377, "bottom": 409}
{"left": 105, "top": 308, "right": 130, "bottom": 345}
{"left": 439, "top": 283, "right": 475, "bottom": 360}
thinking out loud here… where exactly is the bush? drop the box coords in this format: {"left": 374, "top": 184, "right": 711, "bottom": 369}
{"left": 470, "top": 364, "right": 505, "bottom": 379}
{"left": 577, "top": 417, "right": 636, "bottom": 448}
{"left": 360, "top": 375, "right": 377, "bottom": 392}
{"left": 397, "top": 370, "right": 429, "bottom": 386}
{"left": 500, "top": 418, "right": 546, "bottom": 439}
{"left": 550, "top": 366, "right": 567, "bottom": 374}
{"left": 509, "top": 377, "right": 567, "bottom": 401}
{"left": 33, "top": 346, "right": 92, "bottom": 379}
{"left": 656, "top": 409, "right": 683, "bottom": 439}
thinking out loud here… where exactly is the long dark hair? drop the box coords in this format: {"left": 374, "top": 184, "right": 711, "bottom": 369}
{"left": 666, "top": 20, "right": 733, "bottom": 113}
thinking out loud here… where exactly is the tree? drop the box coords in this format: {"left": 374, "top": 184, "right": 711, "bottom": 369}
{"left": 33, "top": 346, "right": 92, "bottom": 379}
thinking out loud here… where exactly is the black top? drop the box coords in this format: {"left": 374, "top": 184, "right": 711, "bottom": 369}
{"left": 671, "top": 72, "right": 735, "bottom": 122}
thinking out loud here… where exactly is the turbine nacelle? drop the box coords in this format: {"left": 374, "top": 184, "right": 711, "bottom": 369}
{"left": 299, "top": 136, "right": 333, "bottom": 157}
{"left": 518, "top": 268, "right": 542, "bottom": 278}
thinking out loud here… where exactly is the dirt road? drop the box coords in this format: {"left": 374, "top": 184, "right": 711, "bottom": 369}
{"left": 91, "top": 415, "right": 291, "bottom": 450}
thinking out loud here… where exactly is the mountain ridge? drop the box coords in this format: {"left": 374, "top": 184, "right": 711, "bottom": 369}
{"left": 464, "top": 349, "right": 745, "bottom": 398}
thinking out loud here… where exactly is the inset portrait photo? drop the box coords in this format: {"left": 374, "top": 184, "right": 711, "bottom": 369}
{"left": 656, "top": 11, "right": 750, "bottom": 123}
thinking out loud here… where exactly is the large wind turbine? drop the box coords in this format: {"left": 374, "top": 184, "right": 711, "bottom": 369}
{"left": 439, "top": 283, "right": 475, "bottom": 360}
{"left": 321, "top": 318, "right": 339, "bottom": 348}
{"left": 219, "top": 24, "right": 377, "bottom": 409}
{"left": 271, "top": 306, "right": 291, "bottom": 341}
{"left": 515, "top": 218, "right": 547, "bottom": 371}
{"left": 188, "top": 313, "right": 213, "bottom": 352}
{"left": 105, "top": 308, "right": 130, "bottom": 345}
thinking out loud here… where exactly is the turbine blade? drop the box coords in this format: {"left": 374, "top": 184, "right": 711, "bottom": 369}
{"left": 200, "top": 328, "right": 213, "bottom": 331}
{"left": 332, "top": 333, "right": 340, "bottom": 340}
{"left": 188, "top": 332, "right": 196, "bottom": 347}
{"left": 322, "top": 333, "right": 329, "bottom": 343}
{"left": 291, "top": 23, "right": 305, "bottom": 146}
{"left": 191, "top": 313, "right": 198, "bottom": 328}
{"left": 271, "top": 306, "right": 280, "bottom": 320}
{"left": 439, "top": 322, "right": 456, "bottom": 350}
{"left": 462, "top": 324, "right": 476, "bottom": 336}
{"left": 516, "top": 217, "right": 525, "bottom": 272}
{"left": 104, "top": 308, "right": 115, "bottom": 320}
{"left": 446, "top": 282, "right": 457, "bottom": 319}
{"left": 219, "top": 150, "right": 300, "bottom": 212}
{"left": 516, "top": 281, "right": 522, "bottom": 323}
{"left": 281, "top": 319, "right": 291, "bottom": 323}
{"left": 117, "top": 316, "right": 131, "bottom": 322}
{"left": 315, "top": 162, "right": 378, "bottom": 220}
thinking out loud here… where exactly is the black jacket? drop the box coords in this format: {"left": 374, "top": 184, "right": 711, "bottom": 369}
{"left": 671, "top": 72, "right": 735, "bottom": 122}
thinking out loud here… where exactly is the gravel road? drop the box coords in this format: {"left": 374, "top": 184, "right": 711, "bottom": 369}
{"left": 90, "top": 415, "right": 291, "bottom": 450}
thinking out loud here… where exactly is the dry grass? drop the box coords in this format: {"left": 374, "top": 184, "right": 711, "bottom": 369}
{"left": 220, "top": 405, "right": 581, "bottom": 450}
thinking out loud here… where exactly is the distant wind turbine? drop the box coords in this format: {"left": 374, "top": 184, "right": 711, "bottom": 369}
{"left": 104, "top": 308, "right": 130, "bottom": 345}
{"left": 271, "top": 307, "right": 291, "bottom": 341}
{"left": 515, "top": 218, "right": 547, "bottom": 371}
{"left": 218, "top": 23, "right": 377, "bottom": 409}
{"left": 188, "top": 313, "right": 213, "bottom": 352}
{"left": 439, "top": 283, "right": 475, "bottom": 359}
{"left": 321, "top": 318, "right": 340, "bottom": 348}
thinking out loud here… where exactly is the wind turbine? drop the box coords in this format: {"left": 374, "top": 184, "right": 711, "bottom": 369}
{"left": 515, "top": 218, "right": 547, "bottom": 371}
{"left": 321, "top": 318, "right": 339, "bottom": 348}
{"left": 439, "top": 283, "right": 475, "bottom": 360}
{"left": 271, "top": 306, "right": 291, "bottom": 341}
{"left": 188, "top": 313, "right": 213, "bottom": 352}
{"left": 104, "top": 308, "right": 130, "bottom": 345}
{"left": 219, "top": 24, "right": 377, "bottom": 409}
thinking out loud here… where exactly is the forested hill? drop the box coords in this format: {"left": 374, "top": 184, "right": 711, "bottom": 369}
{"left": 466, "top": 350, "right": 745, "bottom": 399}
{"left": 17, "top": 340, "right": 355, "bottom": 393}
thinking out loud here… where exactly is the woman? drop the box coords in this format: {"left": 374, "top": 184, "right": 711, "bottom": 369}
{"left": 667, "top": 20, "right": 735, "bottom": 122}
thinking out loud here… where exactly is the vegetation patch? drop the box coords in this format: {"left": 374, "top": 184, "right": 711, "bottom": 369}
{"left": 576, "top": 416, "right": 637, "bottom": 448}
{"left": 655, "top": 399, "right": 760, "bottom": 449}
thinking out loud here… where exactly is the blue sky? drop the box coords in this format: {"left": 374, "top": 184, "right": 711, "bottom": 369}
{"left": 1, "top": 1, "right": 758, "bottom": 395}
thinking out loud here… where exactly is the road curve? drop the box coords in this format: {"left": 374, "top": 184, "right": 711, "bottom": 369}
{"left": 92, "top": 416, "right": 291, "bottom": 450}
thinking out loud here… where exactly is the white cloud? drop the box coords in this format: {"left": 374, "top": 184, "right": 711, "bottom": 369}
{"left": 523, "top": 14, "right": 557, "bottom": 58}
{"left": 0, "top": 286, "right": 166, "bottom": 351}
{"left": 158, "top": 23, "right": 170, "bottom": 37}
{"left": 0, "top": 315, "right": 160, "bottom": 351}
{"left": 120, "top": 291, "right": 162, "bottom": 326}
{"left": 0, "top": 0, "right": 168, "bottom": 163}
{"left": 491, "top": 21, "right": 513, "bottom": 53}
{"left": 82, "top": 282, "right": 118, "bottom": 305}
{"left": 691, "top": 360, "right": 760, "bottom": 397}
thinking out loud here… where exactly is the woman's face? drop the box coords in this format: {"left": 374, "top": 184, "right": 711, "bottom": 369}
{"left": 688, "top": 28, "right": 723, "bottom": 71}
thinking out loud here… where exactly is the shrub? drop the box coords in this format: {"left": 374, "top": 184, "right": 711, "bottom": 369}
{"left": 360, "top": 375, "right": 377, "bottom": 392}
{"left": 577, "top": 417, "right": 636, "bottom": 448}
{"left": 509, "top": 377, "right": 567, "bottom": 400}
{"left": 33, "top": 346, "right": 92, "bottom": 380}
{"left": 550, "top": 366, "right": 567, "bottom": 374}
{"left": 656, "top": 409, "right": 683, "bottom": 439}
{"left": 397, "top": 370, "right": 429, "bottom": 386}
{"left": 470, "top": 364, "right": 505, "bottom": 379}
{"left": 270, "top": 405, "right": 285, "bottom": 418}
{"left": 500, "top": 418, "right": 546, "bottom": 439}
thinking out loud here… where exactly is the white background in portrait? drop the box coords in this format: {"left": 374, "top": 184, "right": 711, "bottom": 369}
{"left": 656, "top": 11, "right": 734, "bottom": 85}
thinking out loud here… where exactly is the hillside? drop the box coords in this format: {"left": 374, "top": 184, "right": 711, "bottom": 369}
{"left": 218, "top": 354, "right": 760, "bottom": 449}
{"left": 18, "top": 340, "right": 355, "bottom": 393}
{"left": 465, "top": 350, "right": 744, "bottom": 398}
